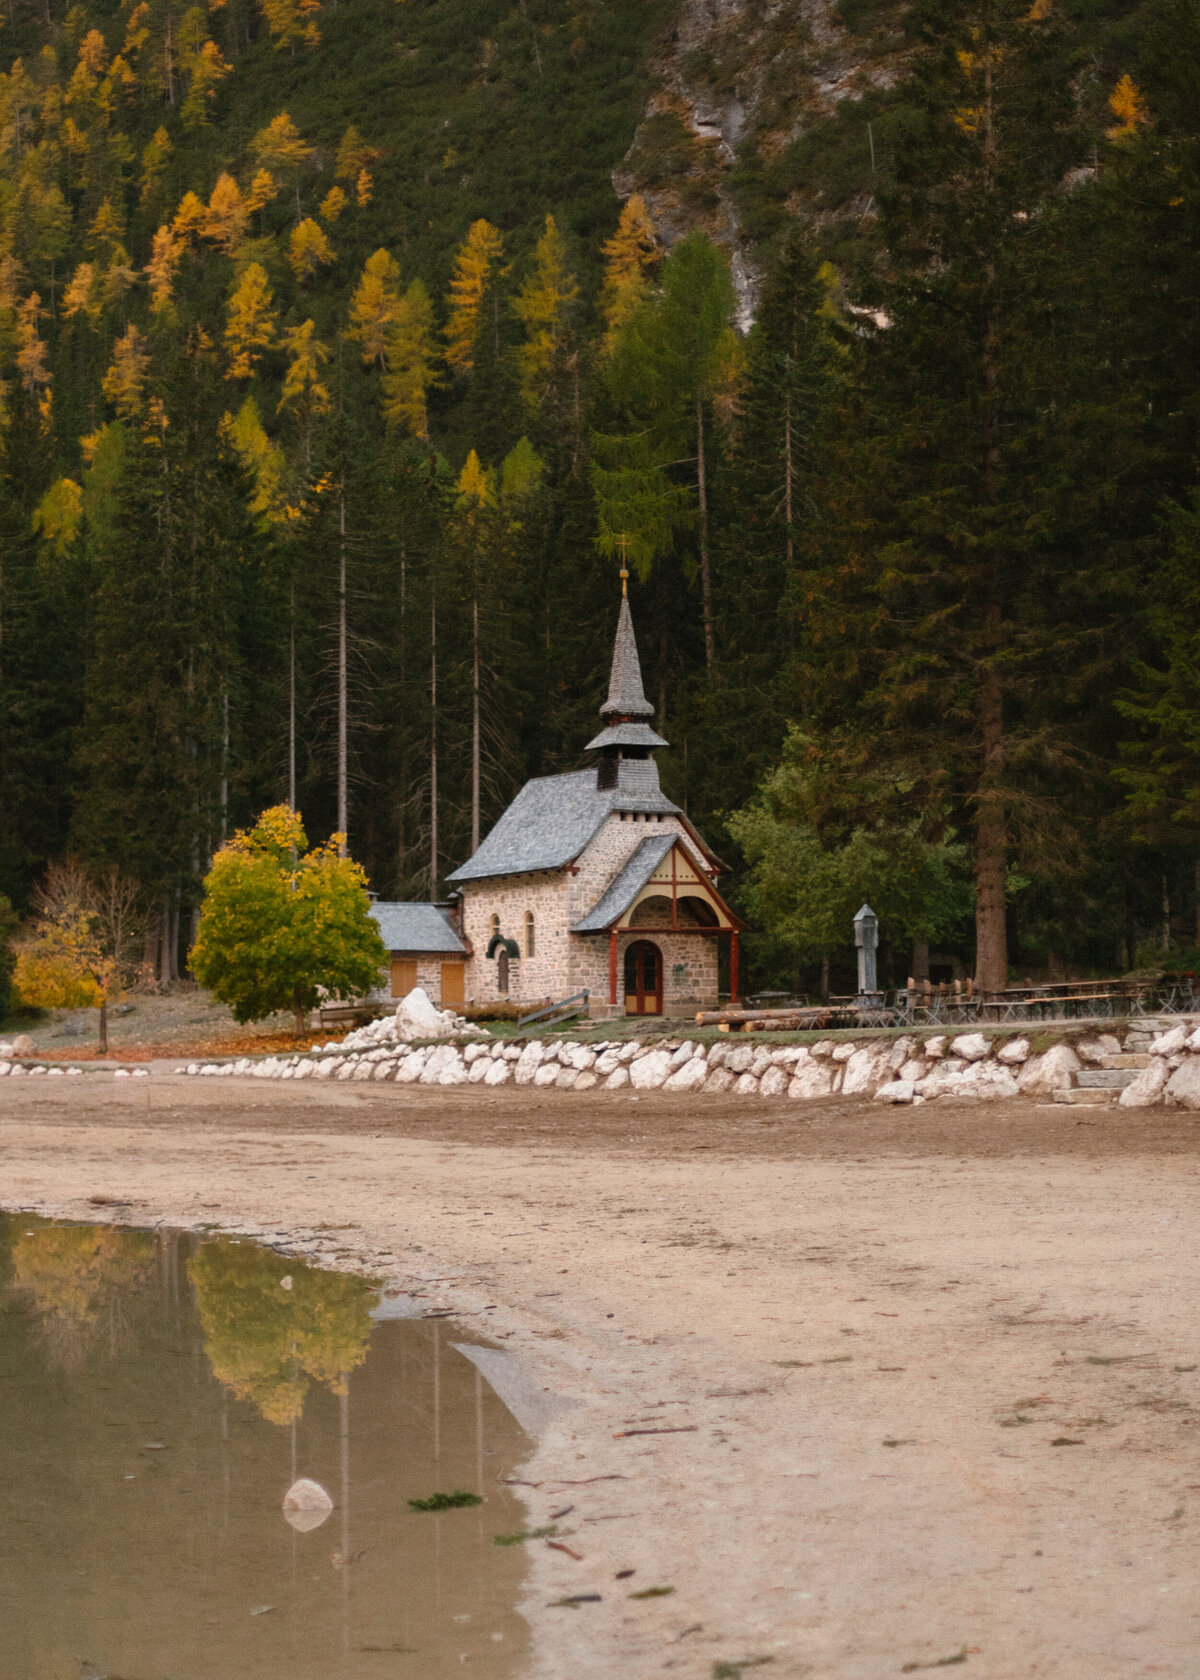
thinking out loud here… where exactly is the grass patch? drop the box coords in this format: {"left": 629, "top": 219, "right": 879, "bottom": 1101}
{"left": 408, "top": 1490, "right": 482, "bottom": 1512}
{"left": 629, "top": 1585, "right": 675, "bottom": 1598}
{"left": 494, "top": 1525, "right": 558, "bottom": 1545}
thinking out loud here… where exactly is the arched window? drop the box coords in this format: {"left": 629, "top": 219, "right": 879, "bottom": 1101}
{"left": 525, "top": 910, "right": 535, "bottom": 958}
{"left": 490, "top": 913, "right": 500, "bottom": 940}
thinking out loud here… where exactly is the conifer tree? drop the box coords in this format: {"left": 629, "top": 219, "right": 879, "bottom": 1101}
{"left": 444, "top": 218, "right": 503, "bottom": 373}
{"left": 512, "top": 212, "right": 578, "bottom": 412}
{"left": 287, "top": 216, "right": 333, "bottom": 283}
{"left": 347, "top": 247, "right": 401, "bottom": 368}
{"left": 224, "top": 261, "right": 276, "bottom": 378}
{"left": 598, "top": 193, "right": 657, "bottom": 357}
{"left": 381, "top": 279, "right": 436, "bottom": 438}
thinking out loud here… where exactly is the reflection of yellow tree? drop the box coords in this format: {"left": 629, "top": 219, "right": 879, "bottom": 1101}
{"left": 10, "top": 1225, "right": 155, "bottom": 1369}
{"left": 189, "top": 1241, "right": 373, "bottom": 1425}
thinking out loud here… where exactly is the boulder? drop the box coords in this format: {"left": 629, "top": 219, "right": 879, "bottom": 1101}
{"left": 514, "top": 1042, "right": 546, "bottom": 1084}
{"left": 555, "top": 1067, "right": 578, "bottom": 1090}
{"left": 567, "top": 1045, "right": 597, "bottom": 1071}
{"left": 371, "top": 1061, "right": 394, "bottom": 1081}
{"left": 961, "top": 1062, "right": 1019, "bottom": 1100}
{"left": 670, "top": 1041, "right": 696, "bottom": 1068}
{"left": 724, "top": 1045, "right": 754, "bottom": 1074}
{"left": 468, "top": 1057, "right": 494, "bottom": 1083}
{"left": 574, "top": 1069, "right": 598, "bottom": 1092}
{"left": 841, "top": 1047, "right": 882, "bottom": 1095}
{"left": 995, "top": 1036, "right": 1031, "bottom": 1065}
{"left": 950, "top": 1033, "right": 990, "bottom": 1062}
{"left": 665, "top": 1056, "right": 709, "bottom": 1093}
{"left": 616, "top": 1042, "right": 640, "bottom": 1063}
{"left": 809, "top": 1040, "right": 835, "bottom": 1058}
{"left": 1017, "top": 1044, "right": 1081, "bottom": 1097}
{"left": 789, "top": 1060, "right": 835, "bottom": 1099}
{"left": 594, "top": 1052, "right": 621, "bottom": 1076}
{"left": 394, "top": 986, "right": 469, "bottom": 1041}
{"left": 1075, "top": 1034, "right": 1122, "bottom": 1065}
{"left": 437, "top": 1058, "right": 468, "bottom": 1085}
{"left": 875, "top": 1079, "right": 916, "bottom": 1104}
{"left": 533, "top": 1062, "right": 560, "bottom": 1087}
{"left": 1119, "top": 1059, "right": 1169, "bottom": 1108}
{"left": 733, "top": 1072, "right": 760, "bottom": 1096}
{"left": 887, "top": 1036, "right": 915, "bottom": 1072}
{"left": 922, "top": 1035, "right": 946, "bottom": 1060}
{"left": 1165, "top": 1058, "right": 1200, "bottom": 1109}
{"left": 463, "top": 1043, "right": 488, "bottom": 1064}
{"left": 899, "top": 1059, "right": 926, "bottom": 1082}
{"left": 1150, "top": 1026, "right": 1190, "bottom": 1058}
{"left": 605, "top": 1065, "right": 631, "bottom": 1089}
{"left": 12, "top": 1034, "right": 34, "bottom": 1056}
{"left": 283, "top": 1477, "right": 334, "bottom": 1534}
{"left": 831, "top": 1041, "right": 858, "bottom": 1062}
{"left": 630, "top": 1050, "right": 673, "bottom": 1090}
{"left": 395, "top": 1050, "right": 427, "bottom": 1084}
{"left": 706, "top": 1043, "right": 728, "bottom": 1065}
{"left": 704, "top": 1067, "right": 734, "bottom": 1094}
{"left": 759, "top": 1065, "right": 789, "bottom": 1098}
{"left": 484, "top": 1059, "right": 512, "bottom": 1086}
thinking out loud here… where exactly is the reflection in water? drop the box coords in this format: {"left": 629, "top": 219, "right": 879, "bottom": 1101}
{"left": 0, "top": 1215, "right": 531, "bottom": 1680}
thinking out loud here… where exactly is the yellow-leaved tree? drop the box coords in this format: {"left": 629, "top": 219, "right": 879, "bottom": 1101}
{"left": 259, "top": 0, "right": 322, "bottom": 54}
{"left": 334, "top": 124, "right": 379, "bottom": 207}
{"left": 13, "top": 860, "right": 142, "bottom": 1053}
{"left": 277, "top": 318, "right": 330, "bottom": 461}
{"left": 224, "top": 261, "right": 277, "bottom": 379}
{"left": 223, "top": 396, "right": 288, "bottom": 522}
{"left": 1107, "top": 73, "right": 1148, "bottom": 139}
{"left": 145, "top": 224, "right": 185, "bottom": 315}
{"left": 319, "top": 184, "right": 346, "bottom": 223}
{"left": 381, "top": 279, "right": 437, "bottom": 438}
{"left": 287, "top": 216, "right": 334, "bottom": 283}
{"left": 347, "top": 246, "right": 401, "bottom": 367}
{"left": 512, "top": 212, "right": 578, "bottom": 410}
{"left": 102, "top": 323, "right": 151, "bottom": 420}
{"left": 203, "top": 172, "right": 249, "bottom": 254}
{"left": 190, "top": 805, "right": 387, "bottom": 1035}
{"left": 599, "top": 194, "right": 658, "bottom": 356}
{"left": 252, "top": 112, "right": 313, "bottom": 218}
{"left": 444, "top": 218, "right": 503, "bottom": 373}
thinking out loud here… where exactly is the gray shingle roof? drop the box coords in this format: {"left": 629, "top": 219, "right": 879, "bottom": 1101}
{"left": 585, "top": 720, "right": 669, "bottom": 752}
{"left": 445, "top": 768, "right": 680, "bottom": 884}
{"left": 599, "top": 595, "right": 656, "bottom": 720}
{"left": 570, "top": 833, "right": 676, "bottom": 932}
{"left": 370, "top": 901, "right": 467, "bottom": 954}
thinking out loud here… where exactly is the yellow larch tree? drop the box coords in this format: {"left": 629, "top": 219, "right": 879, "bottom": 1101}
{"left": 599, "top": 194, "right": 658, "bottom": 355}
{"left": 381, "top": 278, "right": 437, "bottom": 438}
{"left": 444, "top": 218, "right": 503, "bottom": 373}
{"left": 245, "top": 168, "right": 279, "bottom": 213}
{"left": 319, "top": 184, "right": 346, "bottom": 222}
{"left": 61, "top": 261, "right": 99, "bottom": 323}
{"left": 512, "top": 212, "right": 578, "bottom": 409}
{"left": 223, "top": 395, "right": 288, "bottom": 522}
{"left": 145, "top": 224, "right": 185, "bottom": 314}
{"left": 139, "top": 125, "right": 173, "bottom": 205}
{"left": 347, "top": 246, "right": 401, "bottom": 367}
{"left": 102, "top": 324, "right": 150, "bottom": 420}
{"left": 204, "top": 172, "right": 249, "bottom": 254}
{"left": 172, "top": 189, "right": 207, "bottom": 242}
{"left": 277, "top": 319, "right": 330, "bottom": 462}
{"left": 259, "top": 0, "right": 322, "bottom": 53}
{"left": 1107, "top": 74, "right": 1148, "bottom": 139}
{"left": 181, "top": 36, "right": 232, "bottom": 129}
{"left": 224, "top": 261, "right": 277, "bottom": 379}
{"left": 287, "top": 217, "right": 334, "bottom": 283}
{"left": 15, "top": 293, "right": 51, "bottom": 394}
{"left": 253, "top": 113, "right": 315, "bottom": 220}
{"left": 355, "top": 167, "right": 373, "bottom": 209}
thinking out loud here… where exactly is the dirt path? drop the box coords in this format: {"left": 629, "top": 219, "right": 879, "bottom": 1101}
{"left": 2, "top": 1075, "right": 1198, "bottom": 1679}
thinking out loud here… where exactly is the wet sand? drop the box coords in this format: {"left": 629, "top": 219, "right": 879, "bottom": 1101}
{"left": 2, "top": 1072, "right": 1198, "bottom": 1679}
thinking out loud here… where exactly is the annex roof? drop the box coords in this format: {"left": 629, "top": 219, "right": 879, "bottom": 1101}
{"left": 370, "top": 901, "right": 467, "bottom": 955}
{"left": 445, "top": 769, "right": 680, "bottom": 885}
{"left": 570, "top": 833, "right": 676, "bottom": 932}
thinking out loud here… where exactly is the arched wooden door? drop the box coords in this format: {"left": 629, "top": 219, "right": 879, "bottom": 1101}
{"left": 623, "top": 940, "right": 663, "bottom": 1016}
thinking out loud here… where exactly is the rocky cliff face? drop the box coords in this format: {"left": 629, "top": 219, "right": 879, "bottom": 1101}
{"left": 615, "top": 0, "right": 907, "bottom": 320}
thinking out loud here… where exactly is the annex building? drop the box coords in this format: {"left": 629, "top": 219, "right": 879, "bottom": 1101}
{"left": 370, "top": 583, "right": 742, "bottom": 1018}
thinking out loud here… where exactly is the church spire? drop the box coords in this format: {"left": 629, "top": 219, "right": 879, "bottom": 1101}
{"left": 585, "top": 579, "right": 668, "bottom": 755}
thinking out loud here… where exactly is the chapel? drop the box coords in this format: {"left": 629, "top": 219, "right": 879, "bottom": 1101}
{"left": 371, "top": 581, "right": 742, "bottom": 1017}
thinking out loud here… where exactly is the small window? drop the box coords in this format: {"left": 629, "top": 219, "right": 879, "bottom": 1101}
{"left": 525, "top": 911, "right": 535, "bottom": 958}
{"left": 490, "top": 913, "right": 500, "bottom": 938}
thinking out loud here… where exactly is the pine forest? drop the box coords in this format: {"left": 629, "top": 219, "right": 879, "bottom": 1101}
{"left": 2, "top": 0, "right": 1200, "bottom": 994}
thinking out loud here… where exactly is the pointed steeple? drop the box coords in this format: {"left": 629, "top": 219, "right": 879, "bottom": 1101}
{"left": 600, "top": 592, "right": 655, "bottom": 720}
{"left": 585, "top": 578, "right": 668, "bottom": 754}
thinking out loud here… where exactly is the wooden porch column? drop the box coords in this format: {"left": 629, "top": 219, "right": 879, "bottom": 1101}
{"left": 729, "top": 930, "right": 740, "bottom": 1006}
{"left": 609, "top": 929, "right": 618, "bottom": 1007}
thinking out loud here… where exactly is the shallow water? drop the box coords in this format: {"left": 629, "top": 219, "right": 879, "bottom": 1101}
{"left": 0, "top": 1216, "right": 531, "bottom": 1679}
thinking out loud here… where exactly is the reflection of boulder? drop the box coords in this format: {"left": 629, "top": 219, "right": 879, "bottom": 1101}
{"left": 283, "top": 1477, "right": 334, "bottom": 1533}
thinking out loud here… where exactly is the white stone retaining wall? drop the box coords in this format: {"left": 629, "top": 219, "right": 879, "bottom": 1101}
{"left": 168, "top": 1017, "right": 1200, "bottom": 1107}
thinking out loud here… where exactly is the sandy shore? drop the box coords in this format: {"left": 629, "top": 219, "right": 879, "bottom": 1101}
{"left": 2, "top": 1072, "right": 1198, "bottom": 1678}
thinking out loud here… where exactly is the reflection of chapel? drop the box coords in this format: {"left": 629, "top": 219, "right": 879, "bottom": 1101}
{"left": 373, "top": 582, "right": 742, "bottom": 1018}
